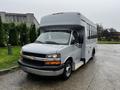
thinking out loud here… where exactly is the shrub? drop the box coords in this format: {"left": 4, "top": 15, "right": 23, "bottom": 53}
{"left": 0, "top": 17, "right": 6, "bottom": 47}
{"left": 37, "top": 27, "right": 41, "bottom": 36}
{"left": 29, "top": 24, "right": 37, "bottom": 43}
{"left": 19, "top": 24, "right": 29, "bottom": 45}
{"left": 8, "top": 23, "right": 19, "bottom": 45}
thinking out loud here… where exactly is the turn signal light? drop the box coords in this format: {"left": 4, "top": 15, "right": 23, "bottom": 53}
{"left": 45, "top": 61, "right": 61, "bottom": 65}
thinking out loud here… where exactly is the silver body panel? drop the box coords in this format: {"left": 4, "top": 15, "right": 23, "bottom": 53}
{"left": 20, "top": 12, "right": 97, "bottom": 76}
{"left": 40, "top": 12, "right": 95, "bottom": 27}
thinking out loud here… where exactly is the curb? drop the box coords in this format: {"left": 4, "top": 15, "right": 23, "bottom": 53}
{"left": 0, "top": 66, "right": 19, "bottom": 75}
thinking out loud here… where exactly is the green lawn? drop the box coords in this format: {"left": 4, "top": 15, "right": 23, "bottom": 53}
{"left": 0, "top": 46, "right": 21, "bottom": 70}
{"left": 98, "top": 41, "right": 120, "bottom": 44}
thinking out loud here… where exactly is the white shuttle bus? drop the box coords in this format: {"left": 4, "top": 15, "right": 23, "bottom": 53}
{"left": 18, "top": 12, "right": 97, "bottom": 80}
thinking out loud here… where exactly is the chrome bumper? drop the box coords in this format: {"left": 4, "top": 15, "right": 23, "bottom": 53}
{"left": 21, "top": 66, "right": 64, "bottom": 76}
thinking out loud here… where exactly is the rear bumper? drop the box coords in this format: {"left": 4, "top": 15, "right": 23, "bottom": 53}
{"left": 18, "top": 60, "right": 64, "bottom": 76}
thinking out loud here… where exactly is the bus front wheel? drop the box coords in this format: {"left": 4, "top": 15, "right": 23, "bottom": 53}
{"left": 62, "top": 60, "right": 72, "bottom": 80}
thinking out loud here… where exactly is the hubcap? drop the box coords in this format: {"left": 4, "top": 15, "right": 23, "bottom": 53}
{"left": 65, "top": 64, "right": 71, "bottom": 77}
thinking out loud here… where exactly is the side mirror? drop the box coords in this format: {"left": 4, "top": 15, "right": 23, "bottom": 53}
{"left": 71, "top": 40, "right": 76, "bottom": 44}
{"left": 79, "top": 36, "right": 83, "bottom": 44}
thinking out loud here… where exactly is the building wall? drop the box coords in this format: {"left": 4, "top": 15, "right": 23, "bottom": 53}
{"left": 0, "top": 12, "right": 6, "bottom": 22}
{"left": 0, "top": 12, "right": 39, "bottom": 29}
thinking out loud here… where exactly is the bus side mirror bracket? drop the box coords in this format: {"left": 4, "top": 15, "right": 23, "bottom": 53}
{"left": 71, "top": 40, "right": 76, "bottom": 44}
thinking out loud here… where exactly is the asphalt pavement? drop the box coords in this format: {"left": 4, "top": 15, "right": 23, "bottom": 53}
{"left": 0, "top": 44, "right": 120, "bottom": 90}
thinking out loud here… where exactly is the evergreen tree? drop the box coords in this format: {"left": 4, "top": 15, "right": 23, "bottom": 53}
{"left": 8, "top": 23, "right": 19, "bottom": 45}
{"left": 20, "top": 24, "right": 29, "bottom": 45}
{"left": 37, "top": 27, "right": 41, "bottom": 36}
{"left": 0, "top": 17, "right": 6, "bottom": 47}
{"left": 3, "top": 23, "right": 10, "bottom": 44}
{"left": 15, "top": 25, "right": 21, "bottom": 45}
{"left": 29, "top": 24, "right": 37, "bottom": 43}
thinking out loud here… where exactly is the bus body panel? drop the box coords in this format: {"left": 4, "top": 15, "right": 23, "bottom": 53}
{"left": 18, "top": 12, "right": 97, "bottom": 77}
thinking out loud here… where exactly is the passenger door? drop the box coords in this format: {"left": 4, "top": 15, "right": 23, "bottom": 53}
{"left": 71, "top": 31, "right": 81, "bottom": 63}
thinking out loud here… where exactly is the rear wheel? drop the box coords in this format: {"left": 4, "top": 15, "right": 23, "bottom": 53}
{"left": 62, "top": 60, "right": 72, "bottom": 80}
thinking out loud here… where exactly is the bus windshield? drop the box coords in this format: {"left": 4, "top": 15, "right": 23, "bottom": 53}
{"left": 36, "top": 30, "right": 71, "bottom": 45}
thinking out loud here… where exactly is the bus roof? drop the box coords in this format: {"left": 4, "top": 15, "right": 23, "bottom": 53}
{"left": 40, "top": 12, "right": 96, "bottom": 28}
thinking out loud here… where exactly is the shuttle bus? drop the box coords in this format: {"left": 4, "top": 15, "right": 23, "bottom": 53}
{"left": 18, "top": 12, "right": 97, "bottom": 80}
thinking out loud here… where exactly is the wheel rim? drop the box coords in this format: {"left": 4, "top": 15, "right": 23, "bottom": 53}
{"left": 65, "top": 64, "right": 72, "bottom": 77}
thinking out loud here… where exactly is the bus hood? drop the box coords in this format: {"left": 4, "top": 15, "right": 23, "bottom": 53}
{"left": 22, "top": 43, "right": 67, "bottom": 54}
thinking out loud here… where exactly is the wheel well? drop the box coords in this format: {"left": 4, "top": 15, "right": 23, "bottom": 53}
{"left": 65, "top": 57, "right": 73, "bottom": 64}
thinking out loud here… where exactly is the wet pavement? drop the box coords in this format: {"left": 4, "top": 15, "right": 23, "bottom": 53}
{"left": 0, "top": 44, "right": 120, "bottom": 90}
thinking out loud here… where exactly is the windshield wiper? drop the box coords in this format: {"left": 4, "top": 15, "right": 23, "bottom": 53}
{"left": 35, "top": 41, "right": 44, "bottom": 44}
{"left": 35, "top": 40, "right": 60, "bottom": 44}
{"left": 44, "top": 41, "right": 60, "bottom": 44}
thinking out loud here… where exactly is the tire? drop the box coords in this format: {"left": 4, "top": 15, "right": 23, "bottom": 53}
{"left": 62, "top": 60, "right": 72, "bottom": 80}
{"left": 92, "top": 49, "right": 95, "bottom": 58}
{"left": 83, "top": 59, "right": 86, "bottom": 65}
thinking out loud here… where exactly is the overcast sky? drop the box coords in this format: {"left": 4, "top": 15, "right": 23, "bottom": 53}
{"left": 0, "top": 0, "right": 120, "bottom": 31}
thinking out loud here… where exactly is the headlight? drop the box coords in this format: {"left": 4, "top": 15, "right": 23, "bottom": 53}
{"left": 46, "top": 54, "right": 61, "bottom": 58}
{"left": 45, "top": 54, "right": 61, "bottom": 65}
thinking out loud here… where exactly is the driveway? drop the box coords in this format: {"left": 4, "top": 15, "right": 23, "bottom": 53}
{"left": 0, "top": 44, "right": 120, "bottom": 90}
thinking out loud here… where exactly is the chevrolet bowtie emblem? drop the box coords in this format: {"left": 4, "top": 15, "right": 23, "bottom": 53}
{"left": 24, "top": 55, "right": 35, "bottom": 60}
{"left": 30, "top": 56, "right": 35, "bottom": 60}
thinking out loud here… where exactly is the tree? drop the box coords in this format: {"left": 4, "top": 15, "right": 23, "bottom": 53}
{"left": 103, "top": 29, "right": 110, "bottom": 41}
{"left": 20, "top": 24, "right": 29, "bottom": 45}
{"left": 8, "top": 23, "right": 19, "bottom": 45}
{"left": 109, "top": 28, "right": 117, "bottom": 32}
{"left": 29, "top": 24, "right": 37, "bottom": 43}
{"left": 108, "top": 28, "right": 119, "bottom": 41}
{"left": 3, "top": 23, "right": 10, "bottom": 44}
{"left": 37, "top": 27, "right": 41, "bottom": 36}
{"left": 97, "top": 24, "right": 104, "bottom": 40}
{"left": 0, "top": 17, "right": 6, "bottom": 47}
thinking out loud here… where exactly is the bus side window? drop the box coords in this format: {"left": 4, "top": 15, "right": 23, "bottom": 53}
{"left": 87, "top": 24, "right": 90, "bottom": 39}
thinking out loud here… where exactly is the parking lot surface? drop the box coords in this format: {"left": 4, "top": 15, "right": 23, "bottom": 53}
{"left": 0, "top": 44, "right": 120, "bottom": 90}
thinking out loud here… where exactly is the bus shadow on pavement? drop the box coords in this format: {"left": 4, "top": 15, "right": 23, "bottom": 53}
{"left": 26, "top": 73, "right": 63, "bottom": 82}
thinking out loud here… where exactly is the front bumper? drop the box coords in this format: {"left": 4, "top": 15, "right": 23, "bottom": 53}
{"left": 18, "top": 60, "right": 64, "bottom": 76}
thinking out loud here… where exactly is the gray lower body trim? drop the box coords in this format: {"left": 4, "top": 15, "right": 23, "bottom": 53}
{"left": 21, "top": 66, "right": 64, "bottom": 76}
